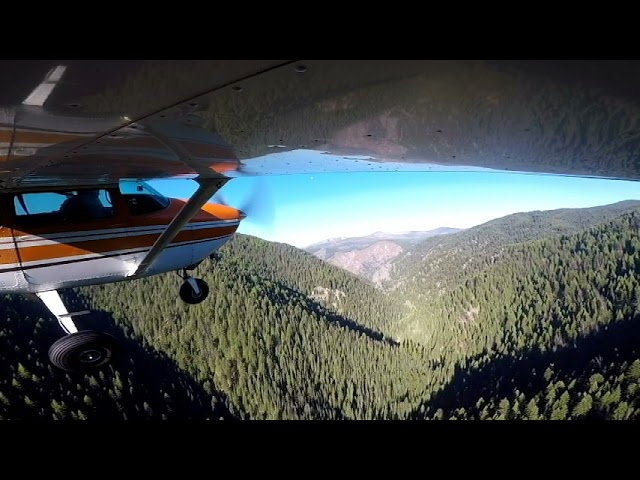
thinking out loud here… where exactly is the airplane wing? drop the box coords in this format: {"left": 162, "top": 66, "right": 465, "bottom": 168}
{"left": 1, "top": 60, "right": 639, "bottom": 191}
{"left": 0, "top": 60, "right": 291, "bottom": 191}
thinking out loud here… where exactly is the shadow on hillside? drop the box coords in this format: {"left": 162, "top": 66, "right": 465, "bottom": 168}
{"left": 263, "top": 279, "right": 398, "bottom": 346}
{"left": 415, "top": 313, "right": 640, "bottom": 418}
{"left": 5, "top": 290, "right": 236, "bottom": 420}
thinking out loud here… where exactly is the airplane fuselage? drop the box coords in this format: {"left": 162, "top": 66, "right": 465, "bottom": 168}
{"left": 0, "top": 185, "right": 241, "bottom": 294}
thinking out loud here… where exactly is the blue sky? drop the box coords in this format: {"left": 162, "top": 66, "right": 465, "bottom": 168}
{"left": 150, "top": 172, "right": 640, "bottom": 248}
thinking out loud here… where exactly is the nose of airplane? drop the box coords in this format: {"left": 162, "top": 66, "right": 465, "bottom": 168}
{"left": 200, "top": 202, "right": 246, "bottom": 221}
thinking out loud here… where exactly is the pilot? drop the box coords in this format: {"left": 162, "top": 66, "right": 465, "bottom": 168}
{"left": 60, "top": 190, "right": 109, "bottom": 221}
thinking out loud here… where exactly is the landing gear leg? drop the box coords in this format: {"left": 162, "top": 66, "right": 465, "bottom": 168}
{"left": 177, "top": 269, "right": 210, "bottom": 305}
{"left": 36, "top": 290, "right": 118, "bottom": 372}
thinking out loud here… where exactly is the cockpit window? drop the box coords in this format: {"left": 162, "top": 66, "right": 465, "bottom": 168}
{"left": 120, "top": 180, "right": 170, "bottom": 216}
{"left": 13, "top": 189, "right": 115, "bottom": 226}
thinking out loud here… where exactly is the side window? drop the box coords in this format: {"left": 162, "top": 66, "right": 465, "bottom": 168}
{"left": 13, "top": 189, "right": 115, "bottom": 227}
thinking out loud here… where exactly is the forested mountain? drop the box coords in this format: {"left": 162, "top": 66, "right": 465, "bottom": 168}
{"left": 1, "top": 202, "right": 640, "bottom": 419}
{"left": 2, "top": 236, "right": 425, "bottom": 420}
{"left": 408, "top": 212, "right": 640, "bottom": 419}
{"left": 390, "top": 200, "right": 640, "bottom": 291}
{"left": 306, "top": 228, "right": 461, "bottom": 285}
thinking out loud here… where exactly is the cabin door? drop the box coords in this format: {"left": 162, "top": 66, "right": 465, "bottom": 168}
{"left": 10, "top": 188, "right": 133, "bottom": 290}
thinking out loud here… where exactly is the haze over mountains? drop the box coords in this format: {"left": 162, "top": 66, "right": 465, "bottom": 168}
{"left": 2, "top": 200, "right": 640, "bottom": 419}
{"left": 306, "top": 228, "right": 462, "bottom": 284}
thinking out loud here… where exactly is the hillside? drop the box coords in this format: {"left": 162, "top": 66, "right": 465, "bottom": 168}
{"left": 1, "top": 235, "right": 433, "bottom": 420}
{"left": 1, "top": 203, "right": 640, "bottom": 419}
{"left": 409, "top": 211, "right": 640, "bottom": 419}
{"left": 306, "top": 228, "right": 461, "bottom": 285}
{"left": 0, "top": 293, "right": 233, "bottom": 420}
{"left": 390, "top": 200, "right": 640, "bottom": 291}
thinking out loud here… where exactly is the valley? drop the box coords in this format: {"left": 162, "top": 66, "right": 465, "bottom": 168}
{"left": 1, "top": 201, "right": 640, "bottom": 419}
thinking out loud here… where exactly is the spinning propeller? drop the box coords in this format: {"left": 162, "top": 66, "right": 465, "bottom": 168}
{"left": 213, "top": 178, "right": 275, "bottom": 228}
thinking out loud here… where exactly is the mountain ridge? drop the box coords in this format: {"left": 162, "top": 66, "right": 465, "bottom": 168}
{"left": 306, "top": 227, "right": 463, "bottom": 284}
{"left": 390, "top": 200, "right": 640, "bottom": 291}
{"left": 306, "top": 227, "right": 463, "bottom": 250}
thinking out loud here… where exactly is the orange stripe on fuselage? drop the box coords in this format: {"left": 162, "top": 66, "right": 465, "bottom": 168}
{"left": 0, "top": 130, "right": 12, "bottom": 143}
{"left": 8, "top": 225, "right": 237, "bottom": 265}
{"left": 13, "top": 130, "right": 91, "bottom": 145}
{"left": 7, "top": 200, "right": 241, "bottom": 237}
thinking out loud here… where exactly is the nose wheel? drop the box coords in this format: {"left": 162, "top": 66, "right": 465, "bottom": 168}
{"left": 179, "top": 277, "right": 210, "bottom": 304}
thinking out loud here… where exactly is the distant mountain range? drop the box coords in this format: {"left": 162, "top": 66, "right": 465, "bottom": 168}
{"left": 391, "top": 199, "right": 640, "bottom": 292}
{"left": 305, "top": 228, "right": 463, "bottom": 284}
{"left": 306, "top": 200, "right": 640, "bottom": 288}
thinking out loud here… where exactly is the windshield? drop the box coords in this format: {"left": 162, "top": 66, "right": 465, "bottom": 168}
{"left": 119, "top": 180, "right": 168, "bottom": 201}
{"left": 120, "top": 180, "right": 170, "bottom": 215}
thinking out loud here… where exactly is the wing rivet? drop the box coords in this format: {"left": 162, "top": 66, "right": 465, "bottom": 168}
{"left": 295, "top": 65, "right": 308, "bottom": 73}
{"left": 232, "top": 86, "right": 243, "bottom": 92}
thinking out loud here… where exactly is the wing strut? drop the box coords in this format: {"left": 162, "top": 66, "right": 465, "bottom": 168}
{"left": 131, "top": 177, "right": 228, "bottom": 278}
{"left": 23, "top": 65, "right": 67, "bottom": 107}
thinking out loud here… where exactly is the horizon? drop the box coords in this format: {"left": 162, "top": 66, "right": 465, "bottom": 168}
{"left": 302, "top": 199, "right": 640, "bottom": 247}
{"left": 150, "top": 172, "right": 640, "bottom": 248}
{"left": 304, "top": 226, "right": 465, "bottom": 247}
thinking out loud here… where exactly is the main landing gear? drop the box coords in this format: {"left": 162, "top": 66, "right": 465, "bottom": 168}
{"left": 177, "top": 269, "right": 209, "bottom": 305}
{"left": 37, "top": 269, "right": 210, "bottom": 371}
{"left": 49, "top": 330, "right": 117, "bottom": 372}
{"left": 36, "top": 290, "right": 118, "bottom": 372}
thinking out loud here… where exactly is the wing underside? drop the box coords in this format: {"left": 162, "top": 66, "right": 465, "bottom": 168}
{"left": 0, "top": 59, "right": 639, "bottom": 191}
{"left": 0, "top": 60, "right": 287, "bottom": 191}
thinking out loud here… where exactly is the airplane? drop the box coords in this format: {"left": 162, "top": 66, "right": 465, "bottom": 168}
{"left": 0, "top": 63, "right": 249, "bottom": 371}
{"left": 0, "top": 59, "right": 638, "bottom": 372}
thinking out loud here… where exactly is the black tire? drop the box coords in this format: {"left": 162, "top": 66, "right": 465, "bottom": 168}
{"left": 179, "top": 278, "right": 209, "bottom": 304}
{"left": 48, "top": 331, "right": 118, "bottom": 372}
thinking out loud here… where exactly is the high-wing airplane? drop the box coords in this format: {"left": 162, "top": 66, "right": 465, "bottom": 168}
{"left": 1, "top": 60, "right": 639, "bottom": 372}
{"left": 0, "top": 64, "right": 252, "bottom": 371}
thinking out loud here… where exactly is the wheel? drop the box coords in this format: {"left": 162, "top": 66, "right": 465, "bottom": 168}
{"left": 48, "top": 331, "right": 118, "bottom": 372}
{"left": 180, "top": 278, "right": 209, "bottom": 304}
